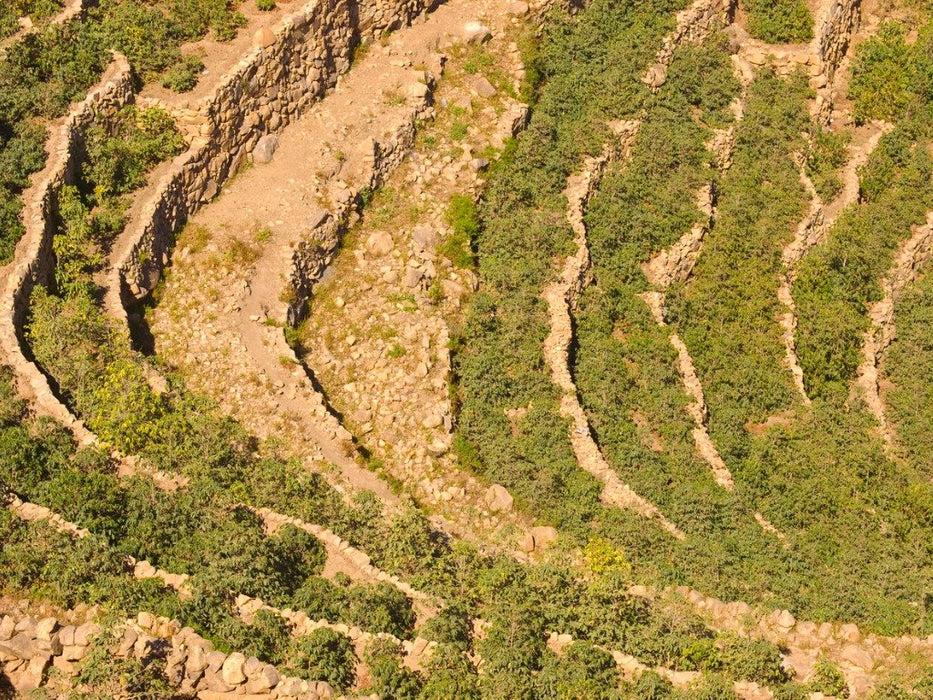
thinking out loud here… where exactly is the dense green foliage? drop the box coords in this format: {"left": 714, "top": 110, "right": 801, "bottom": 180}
{"left": 806, "top": 129, "right": 850, "bottom": 201}
{"left": 795, "top": 123, "right": 933, "bottom": 399}
{"left": 743, "top": 0, "right": 813, "bottom": 44}
{"left": 6, "top": 0, "right": 933, "bottom": 694}
{"left": 885, "top": 271, "right": 933, "bottom": 476}
{"left": 666, "top": 69, "right": 810, "bottom": 455}
{"left": 0, "top": 1, "right": 63, "bottom": 39}
{"left": 848, "top": 21, "right": 933, "bottom": 124}
{"left": 457, "top": 0, "right": 691, "bottom": 547}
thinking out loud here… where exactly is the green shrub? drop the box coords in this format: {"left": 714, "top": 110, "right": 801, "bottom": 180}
{"left": 808, "top": 659, "right": 849, "bottom": 697}
{"left": 714, "top": 634, "right": 789, "bottom": 685}
{"left": 419, "top": 644, "right": 479, "bottom": 699}
{"left": 795, "top": 124, "right": 933, "bottom": 399}
{"left": 744, "top": 0, "right": 814, "bottom": 44}
{"left": 849, "top": 22, "right": 914, "bottom": 124}
{"left": 344, "top": 581, "right": 416, "bottom": 638}
{"left": 807, "top": 129, "right": 850, "bottom": 201}
{"left": 440, "top": 194, "right": 478, "bottom": 269}
{"left": 255, "top": 0, "right": 276, "bottom": 10}
{"left": 365, "top": 638, "right": 423, "bottom": 700}
{"left": 161, "top": 54, "right": 205, "bottom": 92}
{"left": 289, "top": 628, "right": 356, "bottom": 690}
{"left": 536, "top": 642, "right": 619, "bottom": 700}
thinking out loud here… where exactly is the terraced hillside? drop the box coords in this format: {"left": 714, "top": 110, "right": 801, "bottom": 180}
{"left": 3, "top": 0, "right": 933, "bottom": 697}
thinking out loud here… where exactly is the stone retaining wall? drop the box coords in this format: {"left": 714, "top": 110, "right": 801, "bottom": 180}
{"left": 109, "top": 0, "right": 440, "bottom": 321}
{"left": 0, "top": 54, "right": 134, "bottom": 436}
{"left": 818, "top": 0, "right": 861, "bottom": 81}
{"left": 0, "top": 609, "right": 343, "bottom": 699}
{"left": 285, "top": 92, "right": 433, "bottom": 325}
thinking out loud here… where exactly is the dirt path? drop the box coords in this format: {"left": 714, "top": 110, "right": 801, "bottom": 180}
{"left": 542, "top": 121, "right": 685, "bottom": 540}
{"left": 856, "top": 213, "right": 933, "bottom": 449}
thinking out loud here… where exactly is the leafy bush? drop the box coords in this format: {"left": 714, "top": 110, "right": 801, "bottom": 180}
{"left": 344, "top": 581, "right": 416, "bottom": 638}
{"left": 849, "top": 23, "right": 915, "bottom": 124}
{"left": 440, "top": 194, "right": 479, "bottom": 269}
{"left": 807, "top": 128, "right": 850, "bottom": 201}
{"left": 743, "top": 0, "right": 814, "bottom": 44}
{"left": 808, "top": 659, "right": 849, "bottom": 697}
{"left": 161, "top": 54, "right": 205, "bottom": 92}
{"left": 795, "top": 123, "right": 933, "bottom": 399}
{"left": 289, "top": 628, "right": 356, "bottom": 690}
{"left": 256, "top": 0, "right": 276, "bottom": 10}
{"left": 536, "top": 642, "right": 619, "bottom": 700}
{"left": 365, "top": 639, "right": 423, "bottom": 700}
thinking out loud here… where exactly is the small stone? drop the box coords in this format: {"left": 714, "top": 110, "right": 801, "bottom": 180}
{"left": 117, "top": 628, "right": 138, "bottom": 657}
{"left": 203, "top": 667, "right": 235, "bottom": 692}
{"left": 62, "top": 645, "right": 88, "bottom": 661}
{"left": 0, "top": 632, "right": 34, "bottom": 659}
{"left": 506, "top": 1, "right": 529, "bottom": 15}
{"left": 73, "top": 623, "right": 100, "bottom": 646}
{"left": 428, "top": 439, "right": 448, "bottom": 456}
{"left": 407, "top": 82, "right": 430, "bottom": 99}
{"left": 473, "top": 77, "right": 497, "bottom": 99}
{"left": 485, "top": 484, "right": 514, "bottom": 512}
{"left": 246, "top": 664, "right": 280, "bottom": 692}
{"left": 839, "top": 623, "right": 861, "bottom": 642}
{"left": 470, "top": 158, "right": 489, "bottom": 172}
{"left": 524, "top": 525, "right": 558, "bottom": 552}
{"left": 367, "top": 230, "right": 394, "bottom": 256}
{"left": 186, "top": 642, "right": 210, "bottom": 675}
{"left": 207, "top": 650, "right": 226, "bottom": 672}
{"left": 20, "top": 653, "right": 51, "bottom": 692}
{"left": 423, "top": 413, "right": 443, "bottom": 429}
{"left": 383, "top": 270, "right": 399, "bottom": 284}
{"left": 253, "top": 134, "right": 279, "bottom": 164}
{"left": 221, "top": 652, "right": 247, "bottom": 685}
{"left": 412, "top": 225, "right": 437, "bottom": 250}
{"left": 254, "top": 26, "right": 276, "bottom": 49}
{"left": 403, "top": 267, "right": 423, "bottom": 288}
{"left": 776, "top": 610, "right": 796, "bottom": 630}
{"left": 0, "top": 617, "right": 15, "bottom": 641}
{"left": 642, "top": 63, "right": 667, "bottom": 89}
{"left": 840, "top": 644, "right": 873, "bottom": 670}
{"left": 463, "top": 21, "right": 491, "bottom": 44}
{"left": 277, "top": 677, "right": 304, "bottom": 695}
{"left": 35, "top": 618, "right": 58, "bottom": 641}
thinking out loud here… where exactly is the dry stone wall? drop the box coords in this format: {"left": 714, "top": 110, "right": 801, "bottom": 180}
{"left": 285, "top": 99, "right": 432, "bottom": 325}
{"left": 0, "top": 54, "right": 134, "bottom": 435}
{"left": 644, "top": 0, "right": 736, "bottom": 88}
{"left": 110, "top": 0, "right": 440, "bottom": 320}
{"left": 0, "top": 608, "right": 343, "bottom": 699}
{"left": 817, "top": 0, "right": 861, "bottom": 81}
